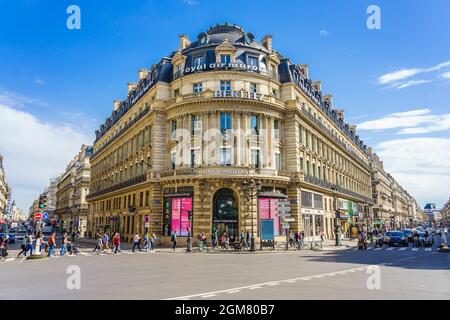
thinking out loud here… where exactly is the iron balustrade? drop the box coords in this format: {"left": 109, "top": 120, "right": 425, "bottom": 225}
{"left": 92, "top": 107, "right": 150, "bottom": 160}
{"left": 173, "top": 67, "right": 279, "bottom": 81}
{"left": 299, "top": 106, "right": 370, "bottom": 171}
{"left": 86, "top": 173, "right": 147, "bottom": 200}
{"left": 304, "top": 174, "right": 373, "bottom": 204}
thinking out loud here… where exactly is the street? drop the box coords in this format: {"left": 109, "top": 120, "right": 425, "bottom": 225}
{"left": 1, "top": 236, "right": 449, "bottom": 300}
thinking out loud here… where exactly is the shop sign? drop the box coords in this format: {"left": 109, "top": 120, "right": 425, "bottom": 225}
{"left": 301, "top": 208, "right": 324, "bottom": 215}
{"left": 200, "top": 168, "right": 249, "bottom": 176}
{"left": 183, "top": 62, "right": 263, "bottom": 75}
{"left": 213, "top": 90, "right": 266, "bottom": 100}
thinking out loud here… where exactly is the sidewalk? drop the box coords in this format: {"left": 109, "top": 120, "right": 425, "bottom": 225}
{"left": 73, "top": 237, "right": 359, "bottom": 254}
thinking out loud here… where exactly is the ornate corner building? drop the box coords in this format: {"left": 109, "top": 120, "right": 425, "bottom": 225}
{"left": 87, "top": 24, "right": 374, "bottom": 244}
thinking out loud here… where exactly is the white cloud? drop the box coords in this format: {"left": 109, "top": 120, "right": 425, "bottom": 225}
{"left": 319, "top": 30, "right": 328, "bottom": 37}
{"left": 33, "top": 77, "right": 45, "bottom": 85}
{"left": 378, "top": 68, "right": 423, "bottom": 84}
{"left": 377, "top": 60, "right": 450, "bottom": 87}
{"left": 358, "top": 108, "right": 450, "bottom": 134}
{"left": 0, "top": 103, "right": 90, "bottom": 212}
{"left": 441, "top": 71, "right": 450, "bottom": 79}
{"left": 0, "top": 90, "right": 47, "bottom": 109}
{"left": 391, "top": 79, "right": 432, "bottom": 89}
{"left": 375, "top": 138, "right": 450, "bottom": 207}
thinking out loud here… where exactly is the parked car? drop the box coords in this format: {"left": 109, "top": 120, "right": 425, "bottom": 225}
{"left": 403, "top": 229, "right": 414, "bottom": 242}
{"left": 0, "top": 232, "right": 15, "bottom": 243}
{"left": 384, "top": 231, "right": 408, "bottom": 246}
{"left": 418, "top": 232, "right": 434, "bottom": 246}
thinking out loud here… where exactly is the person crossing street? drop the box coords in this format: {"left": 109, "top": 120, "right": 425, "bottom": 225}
{"left": 132, "top": 232, "right": 142, "bottom": 252}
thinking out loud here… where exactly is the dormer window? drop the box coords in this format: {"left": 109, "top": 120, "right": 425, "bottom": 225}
{"left": 193, "top": 56, "right": 204, "bottom": 67}
{"left": 248, "top": 56, "right": 258, "bottom": 67}
{"left": 220, "top": 54, "right": 231, "bottom": 64}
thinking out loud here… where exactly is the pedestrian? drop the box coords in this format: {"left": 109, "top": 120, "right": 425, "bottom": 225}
{"left": 25, "top": 231, "right": 34, "bottom": 256}
{"left": 197, "top": 232, "right": 205, "bottom": 252}
{"left": 102, "top": 232, "right": 110, "bottom": 251}
{"left": 143, "top": 233, "right": 150, "bottom": 252}
{"left": 95, "top": 234, "right": 103, "bottom": 255}
{"left": 289, "top": 231, "right": 295, "bottom": 247}
{"left": 71, "top": 231, "right": 76, "bottom": 242}
{"left": 0, "top": 235, "right": 8, "bottom": 259}
{"left": 76, "top": 229, "right": 81, "bottom": 240}
{"left": 47, "top": 231, "right": 56, "bottom": 257}
{"left": 171, "top": 231, "right": 177, "bottom": 251}
{"left": 18, "top": 237, "right": 27, "bottom": 258}
{"left": 60, "top": 232, "right": 68, "bottom": 256}
{"left": 150, "top": 233, "right": 156, "bottom": 252}
{"left": 112, "top": 232, "right": 121, "bottom": 254}
{"left": 299, "top": 231, "right": 305, "bottom": 249}
{"left": 245, "top": 231, "right": 251, "bottom": 249}
{"left": 132, "top": 232, "right": 141, "bottom": 252}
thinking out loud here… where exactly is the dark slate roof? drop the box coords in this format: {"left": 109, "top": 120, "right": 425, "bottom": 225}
{"left": 94, "top": 23, "right": 368, "bottom": 155}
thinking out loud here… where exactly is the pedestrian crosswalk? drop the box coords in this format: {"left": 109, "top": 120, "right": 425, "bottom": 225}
{"left": 354, "top": 246, "right": 437, "bottom": 252}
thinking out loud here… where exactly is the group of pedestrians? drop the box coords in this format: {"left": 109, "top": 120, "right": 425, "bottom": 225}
{"left": 288, "top": 231, "right": 306, "bottom": 249}
{"left": 94, "top": 230, "right": 157, "bottom": 254}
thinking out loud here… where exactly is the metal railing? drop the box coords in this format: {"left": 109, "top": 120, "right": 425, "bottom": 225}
{"left": 92, "top": 107, "right": 150, "bottom": 159}
{"left": 86, "top": 173, "right": 147, "bottom": 200}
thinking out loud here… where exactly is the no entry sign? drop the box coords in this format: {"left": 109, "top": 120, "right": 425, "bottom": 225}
{"left": 34, "top": 213, "right": 42, "bottom": 220}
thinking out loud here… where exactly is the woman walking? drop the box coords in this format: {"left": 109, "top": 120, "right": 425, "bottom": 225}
{"left": 112, "top": 232, "right": 121, "bottom": 254}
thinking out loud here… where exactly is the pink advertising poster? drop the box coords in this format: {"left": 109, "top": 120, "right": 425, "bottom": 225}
{"left": 258, "top": 198, "right": 270, "bottom": 220}
{"left": 180, "top": 197, "right": 192, "bottom": 236}
{"left": 171, "top": 198, "right": 181, "bottom": 234}
{"left": 270, "top": 198, "right": 280, "bottom": 236}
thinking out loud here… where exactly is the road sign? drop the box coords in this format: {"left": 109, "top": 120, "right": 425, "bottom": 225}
{"left": 283, "top": 218, "right": 295, "bottom": 222}
{"left": 281, "top": 223, "right": 291, "bottom": 229}
{"left": 144, "top": 215, "right": 150, "bottom": 223}
{"left": 42, "top": 212, "right": 49, "bottom": 220}
{"left": 276, "top": 206, "right": 291, "bottom": 212}
{"left": 277, "top": 201, "right": 291, "bottom": 207}
{"left": 34, "top": 213, "right": 42, "bottom": 221}
{"left": 277, "top": 213, "right": 291, "bottom": 218}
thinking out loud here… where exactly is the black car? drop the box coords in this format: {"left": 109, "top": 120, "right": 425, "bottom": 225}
{"left": 403, "top": 229, "right": 414, "bottom": 242}
{"left": 418, "top": 232, "right": 434, "bottom": 247}
{"left": 384, "top": 231, "right": 408, "bottom": 246}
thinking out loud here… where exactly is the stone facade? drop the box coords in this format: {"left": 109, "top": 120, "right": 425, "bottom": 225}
{"left": 0, "top": 155, "right": 10, "bottom": 219}
{"left": 87, "top": 24, "right": 374, "bottom": 245}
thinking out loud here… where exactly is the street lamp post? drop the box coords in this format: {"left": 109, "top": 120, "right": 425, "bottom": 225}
{"left": 331, "top": 185, "right": 341, "bottom": 246}
{"left": 242, "top": 178, "right": 262, "bottom": 252}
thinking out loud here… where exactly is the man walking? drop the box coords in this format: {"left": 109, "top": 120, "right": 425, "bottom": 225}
{"left": 25, "top": 231, "right": 33, "bottom": 257}
{"left": 60, "top": 232, "right": 68, "bottom": 256}
{"left": 102, "top": 232, "right": 110, "bottom": 252}
{"left": 171, "top": 231, "right": 177, "bottom": 251}
{"left": 150, "top": 233, "right": 156, "bottom": 253}
{"left": 112, "top": 232, "right": 121, "bottom": 254}
{"left": 132, "top": 232, "right": 141, "bottom": 252}
{"left": 47, "top": 231, "right": 56, "bottom": 257}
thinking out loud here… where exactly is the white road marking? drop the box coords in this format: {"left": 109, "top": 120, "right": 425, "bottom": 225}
{"left": 165, "top": 266, "right": 368, "bottom": 300}
{"left": 412, "top": 248, "right": 419, "bottom": 251}
{"left": 374, "top": 248, "right": 383, "bottom": 251}
{"left": 5, "top": 258, "right": 15, "bottom": 262}
{"left": 425, "top": 248, "right": 432, "bottom": 252}
{"left": 399, "top": 247, "right": 408, "bottom": 251}
{"left": 227, "top": 290, "right": 241, "bottom": 293}
{"left": 386, "top": 247, "right": 395, "bottom": 251}
{"left": 367, "top": 247, "right": 373, "bottom": 250}
{"left": 267, "top": 283, "right": 280, "bottom": 286}
{"left": 79, "top": 252, "right": 90, "bottom": 256}
{"left": 201, "top": 294, "right": 217, "bottom": 298}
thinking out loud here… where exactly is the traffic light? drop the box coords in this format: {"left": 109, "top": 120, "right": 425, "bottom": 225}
{"left": 39, "top": 194, "right": 47, "bottom": 209}
{"left": 188, "top": 210, "right": 193, "bottom": 221}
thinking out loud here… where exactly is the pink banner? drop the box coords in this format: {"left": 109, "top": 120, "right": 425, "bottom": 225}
{"left": 258, "top": 198, "right": 281, "bottom": 236}
{"left": 171, "top": 198, "right": 181, "bottom": 234}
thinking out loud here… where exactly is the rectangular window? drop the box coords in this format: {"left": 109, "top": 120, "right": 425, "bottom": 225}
{"left": 220, "top": 112, "right": 231, "bottom": 132}
{"left": 301, "top": 191, "right": 313, "bottom": 208}
{"left": 300, "top": 156, "right": 304, "bottom": 170}
{"left": 190, "top": 149, "right": 199, "bottom": 167}
{"left": 250, "top": 82, "right": 257, "bottom": 94}
{"left": 251, "top": 149, "right": 260, "bottom": 168}
{"left": 305, "top": 130, "right": 310, "bottom": 148}
{"left": 193, "top": 56, "right": 204, "bottom": 67}
{"left": 171, "top": 120, "right": 177, "bottom": 139}
{"left": 306, "top": 160, "right": 310, "bottom": 175}
{"left": 312, "top": 163, "right": 316, "bottom": 177}
{"left": 298, "top": 124, "right": 303, "bottom": 144}
{"left": 171, "top": 152, "right": 176, "bottom": 170}
{"left": 145, "top": 191, "right": 149, "bottom": 207}
{"left": 191, "top": 115, "right": 202, "bottom": 135}
{"left": 220, "top": 54, "right": 231, "bottom": 64}
{"left": 274, "top": 120, "right": 280, "bottom": 139}
{"left": 139, "top": 192, "right": 144, "bottom": 207}
{"left": 248, "top": 56, "right": 258, "bottom": 67}
{"left": 318, "top": 166, "right": 321, "bottom": 179}
{"left": 220, "top": 80, "right": 231, "bottom": 94}
{"left": 275, "top": 153, "right": 281, "bottom": 171}
{"left": 249, "top": 114, "right": 259, "bottom": 135}
{"left": 193, "top": 82, "right": 202, "bottom": 93}
{"left": 220, "top": 147, "right": 231, "bottom": 166}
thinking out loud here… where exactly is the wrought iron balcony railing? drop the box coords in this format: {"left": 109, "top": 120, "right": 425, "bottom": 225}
{"left": 86, "top": 173, "right": 147, "bottom": 200}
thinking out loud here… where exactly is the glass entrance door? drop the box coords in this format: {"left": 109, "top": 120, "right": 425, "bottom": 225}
{"left": 213, "top": 188, "right": 238, "bottom": 243}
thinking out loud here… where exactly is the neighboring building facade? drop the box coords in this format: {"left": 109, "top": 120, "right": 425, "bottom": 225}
{"left": 56, "top": 145, "right": 93, "bottom": 234}
{"left": 390, "top": 177, "right": 411, "bottom": 229}
{"left": 87, "top": 24, "right": 374, "bottom": 244}
{"left": 0, "top": 155, "right": 11, "bottom": 219}
{"left": 368, "top": 149, "right": 394, "bottom": 230}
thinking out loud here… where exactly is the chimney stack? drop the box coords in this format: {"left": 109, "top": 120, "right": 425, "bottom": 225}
{"left": 323, "top": 94, "right": 333, "bottom": 105}
{"left": 336, "top": 109, "right": 345, "bottom": 120}
{"left": 113, "top": 100, "right": 120, "bottom": 111}
{"left": 179, "top": 34, "right": 191, "bottom": 50}
{"left": 312, "top": 81, "right": 322, "bottom": 92}
{"left": 127, "top": 83, "right": 137, "bottom": 93}
{"left": 299, "top": 64, "right": 309, "bottom": 78}
{"left": 349, "top": 125, "right": 357, "bottom": 134}
{"left": 261, "top": 35, "right": 273, "bottom": 52}
{"left": 138, "top": 69, "right": 149, "bottom": 80}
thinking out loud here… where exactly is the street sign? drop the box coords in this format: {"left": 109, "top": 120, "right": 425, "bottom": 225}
{"left": 277, "top": 213, "right": 291, "bottom": 218}
{"left": 281, "top": 223, "right": 291, "bottom": 229}
{"left": 277, "top": 201, "right": 291, "bottom": 207}
{"left": 283, "top": 218, "right": 295, "bottom": 222}
{"left": 144, "top": 215, "right": 150, "bottom": 223}
{"left": 276, "top": 206, "right": 291, "bottom": 212}
{"left": 34, "top": 213, "right": 42, "bottom": 221}
{"left": 42, "top": 212, "right": 49, "bottom": 220}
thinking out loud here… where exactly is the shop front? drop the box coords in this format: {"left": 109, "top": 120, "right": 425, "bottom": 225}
{"left": 162, "top": 187, "right": 194, "bottom": 239}
{"left": 300, "top": 189, "right": 325, "bottom": 241}
{"left": 257, "top": 188, "right": 288, "bottom": 241}
{"left": 212, "top": 188, "right": 239, "bottom": 242}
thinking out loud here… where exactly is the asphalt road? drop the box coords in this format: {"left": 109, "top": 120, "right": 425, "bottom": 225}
{"left": 0, "top": 236, "right": 449, "bottom": 300}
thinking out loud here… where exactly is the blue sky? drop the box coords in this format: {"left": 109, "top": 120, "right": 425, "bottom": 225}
{"left": 0, "top": 0, "right": 449, "bottom": 212}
